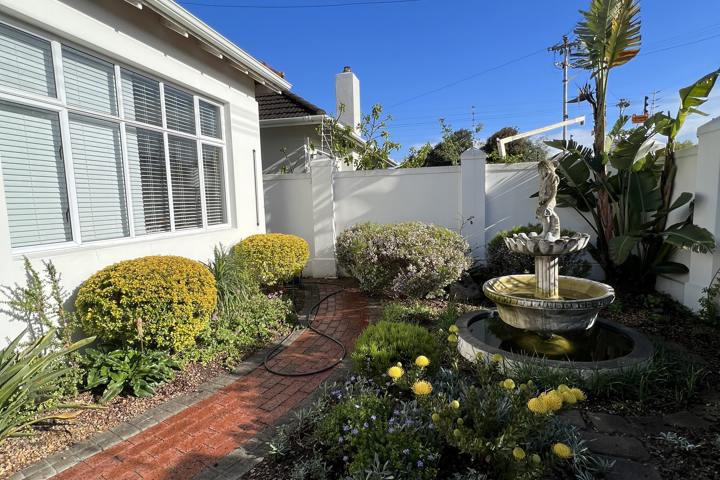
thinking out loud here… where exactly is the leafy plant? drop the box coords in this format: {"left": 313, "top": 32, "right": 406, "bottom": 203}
{"left": 1, "top": 329, "right": 94, "bottom": 442}
{"left": 336, "top": 222, "right": 471, "bottom": 298}
{"left": 81, "top": 348, "right": 179, "bottom": 403}
{"left": 234, "top": 233, "right": 310, "bottom": 287}
{"left": 698, "top": 267, "right": 720, "bottom": 326}
{"left": 482, "top": 126, "right": 547, "bottom": 164}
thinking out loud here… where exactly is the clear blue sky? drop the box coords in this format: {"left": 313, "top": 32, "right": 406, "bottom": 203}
{"left": 179, "top": 0, "right": 720, "bottom": 159}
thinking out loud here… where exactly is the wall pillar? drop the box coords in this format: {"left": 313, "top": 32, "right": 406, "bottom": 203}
{"left": 460, "top": 148, "right": 487, "bottom": 260}
{"left": 308, "top": 155, "right": 337, "bottom": 277}
{"left": 684, "top": 117, "right": 720, "bottom": 310}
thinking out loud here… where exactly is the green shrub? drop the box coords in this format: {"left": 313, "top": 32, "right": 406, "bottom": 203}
{"left": 352, "top": 321, "right": 441, "bottom": 378}
{"left": 471, "top": 224, "right": 591, "bottom": 285}
{"left": 75, "top": 256, "right": 217, "bottom": 352}
{"left": 336, "top": 222, "right": 471, "bottom": 298}
{"left": 234, "top": 233, "right": 310, "bottom": 286}
{"left": 82, "top": 348, "right": 179, "bottom": 403}
{"left": 380, "top": 301, "right": 469, "bottom": 331}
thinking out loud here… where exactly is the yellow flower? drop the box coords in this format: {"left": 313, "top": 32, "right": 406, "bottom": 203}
{"left": 531, "top": 453, "right": 541, "bottom": 465}
{"left": 540, "top": 390, "right": 564, "bottom": 412}
{"left": 448, "top": 325, "right": 459, "bottom": 334}
{"left": 570, "top": 387, "right": 586, "bottom": 402}
{"left": 501, "top": 378, "right": 516, "bottom": 390}
{"left": 491, "top": 353, "right": 504, "bottom": 363}
{"left": 561, "top": 391, "right": 577, "bottom": 405}
{"left": 412, "top": 380, "right": 433, "bottom": 396}
{"left": 456, "top": 418, "right": 464, "bottom": 426}
{"left": 387, "top": 366, "right": 404, "bottom": 380}
{"left": 557, "top": 384, "right": 570, "bottom": 393}
{"left": 453, "top": 428, "right": 461, "bottom": 438}
{"left": 431, "top": 413, "right": 440, "bottom": 423}
{"left": 512, "top": 447, "right": 526, "bottom": 461}
{"left": 527, "top": 397, "right": 547, "bottom": 414}
{"left": 552, "top": 442, "right": 573, "bottom": 459}
{"left": 415, "top": 355, "right": 430, "bottom": 369}
{"left": 396, "top": 362, "right": 402, "bottom": 367}
{"left": 450, "top": 400, "right": 460, "bottom": 410}
{"left": 447, "top": 334, "right": 458, "bottom": 344}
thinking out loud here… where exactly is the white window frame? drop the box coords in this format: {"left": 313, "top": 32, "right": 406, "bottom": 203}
{"left": 0, "top": 16, "right": 231, "bottom": 255}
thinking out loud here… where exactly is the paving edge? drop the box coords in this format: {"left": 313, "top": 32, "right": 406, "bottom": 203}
{"left": 9, "top": 286, "right": 321, "bottom": 480}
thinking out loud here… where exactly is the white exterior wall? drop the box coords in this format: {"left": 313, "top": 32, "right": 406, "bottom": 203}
{"left": 0, "top": 0, "right": 266, "bottom": 342}
{"left": 260, "top": 124, "right": 321, "bottom": 174}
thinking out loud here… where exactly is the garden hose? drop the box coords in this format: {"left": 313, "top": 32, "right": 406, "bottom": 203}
{"left": 263, "top": 286, "right": 347, "bottom": 376}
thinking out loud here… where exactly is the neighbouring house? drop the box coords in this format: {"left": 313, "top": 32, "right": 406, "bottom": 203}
{"left": 0, "top": 0, "right": 292, "bottom": 341}
{"left": 258, "top": 66, "right": 365, "bottom": 173}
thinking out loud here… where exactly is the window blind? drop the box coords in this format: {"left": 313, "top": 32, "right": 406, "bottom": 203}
{"left": 121, "top": 69, "right": 162, "bottom": 126}
{"left": 68, "top": 114, "right": 129, "bottom": 241}
{"left": 126, "top": 127, "right": 170, "bottom": 235}
{"left": 168, "top": 135, "right": 202, "bottom": 229}
{"left": 164, "top": 85, "right": 195, "bottom": 134}
{"left": 62, "top": 47, "right": 118, "bottom": 115}
{"left": 199, "top": 100, "right": 221, "bottom": 138}
{"left": 201, "top": 144, "right": 225, "bottom": 225}
{"left": 0, "top": 23, "right": 56, "bottom": 98}
{"left": 0, "top": 102, "right": 71, "bottom": 247}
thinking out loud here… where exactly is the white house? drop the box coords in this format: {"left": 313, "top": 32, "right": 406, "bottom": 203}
{"left": 0, "top": 0, "right": 292, "bottom": 341}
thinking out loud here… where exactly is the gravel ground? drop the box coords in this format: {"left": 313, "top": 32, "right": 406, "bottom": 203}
{"left": 0, "top": 359, "right": 225, "bottom": 479}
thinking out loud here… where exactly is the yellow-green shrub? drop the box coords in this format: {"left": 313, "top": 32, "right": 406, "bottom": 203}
{"left": 233, "top": 233, "right": 309, "bottom": 286}
{"left": 75, "top": 256, "right": 216, "bottom": 352}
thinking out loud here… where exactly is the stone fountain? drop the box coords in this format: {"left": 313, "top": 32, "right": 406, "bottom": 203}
{"left": 457, "top": 159, "right": 653, "bottom": 374}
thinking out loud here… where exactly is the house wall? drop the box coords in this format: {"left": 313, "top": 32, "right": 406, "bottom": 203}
{"left": 260, "top": 124, "right": 321, "bottom": 174}
{"left": 0, "top": 0, "right": 266, "bottom": 342}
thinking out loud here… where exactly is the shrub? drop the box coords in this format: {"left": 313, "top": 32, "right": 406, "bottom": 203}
{"left": 352, "top": 321, "right": 441, "bottom": 378}
{"left": 471, "top": 224, "right": 591, "bottom": 285}
{"left": 233, "top": 233, "right": 310, "bottom": 286}
{"left": 336, "top": 222, "right": 471, "bottom": 298}
{"left": 75, "top": 256, "right": 216, "bottom": 352}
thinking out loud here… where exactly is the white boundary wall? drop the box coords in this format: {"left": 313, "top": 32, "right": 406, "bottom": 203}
{"left": 264, "top": 116, "right": 720, "bottom": 312}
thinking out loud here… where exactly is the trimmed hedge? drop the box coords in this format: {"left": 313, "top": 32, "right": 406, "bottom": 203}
{"left": 75, "top": 256, "right": 216, "bottom": 352}
{"left": 336, "top": 222, "right": 470, "bottom": 298}
{"left": 234, "top": 233, "right": 310, "bottom": 286}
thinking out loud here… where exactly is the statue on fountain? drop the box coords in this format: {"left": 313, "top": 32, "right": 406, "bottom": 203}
{"left": 536, "top": 159, "right": 560, "bottom": 241}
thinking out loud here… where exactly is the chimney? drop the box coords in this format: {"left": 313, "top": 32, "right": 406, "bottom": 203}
{"left": 335, "top": 66, "right": 360, "bottom": 133}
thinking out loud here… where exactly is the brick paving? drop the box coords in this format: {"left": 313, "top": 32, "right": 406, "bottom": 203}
{"left": 48, "top": 283, "right": 367, "bottom": 480}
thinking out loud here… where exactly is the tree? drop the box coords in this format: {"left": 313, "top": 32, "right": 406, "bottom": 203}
{"left": 399, "top": 143, "right": 432, "bottom": 168}
{"left": 481, "top": 126, "right": 548, "bottom": 163}
{"left": 424, "top": 119, "right": 479, "bottom": 167}
{"left": 321, "top": 103, "right": 400, "bottom": 170}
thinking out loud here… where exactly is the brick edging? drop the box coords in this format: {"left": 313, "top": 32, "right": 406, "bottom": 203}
{"left": 11, "top": 286, "right": 321, "bottom": 480}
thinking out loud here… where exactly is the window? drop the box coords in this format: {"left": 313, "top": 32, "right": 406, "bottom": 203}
{"left": 0, "top": 21, "right": 228, "bottom": 251}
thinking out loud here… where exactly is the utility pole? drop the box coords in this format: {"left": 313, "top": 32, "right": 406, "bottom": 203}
{"left": 549, "top": 35, "right": 581, "bottom": 141}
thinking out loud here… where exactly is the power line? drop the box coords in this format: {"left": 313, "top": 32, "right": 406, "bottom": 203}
{"left": 179, "top": 0, "right": 419, "bottom": 8}
{"left": 638, "top": 31, "right": 720, "bottom": 56}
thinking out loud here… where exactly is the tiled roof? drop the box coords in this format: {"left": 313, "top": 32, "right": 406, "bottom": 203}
{"left": 257, "top": 91, "right": 326, "bottom": 120}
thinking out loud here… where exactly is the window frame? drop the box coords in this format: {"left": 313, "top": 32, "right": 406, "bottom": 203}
{"left": 0, "top": 16, "right": 231, "bottom": 255}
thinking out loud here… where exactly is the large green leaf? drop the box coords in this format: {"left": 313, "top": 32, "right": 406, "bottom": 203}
{"left": 672, "top": 69, "right": 720, "bottom": 140}
{"left": 651, "top": 261, "right": 689, "bottom": 275}
{"left": 628, "top": 171, "right": 662, "bottom": 214}
{"left": 609, "top": 125, "right": 652, "bottom": 171}
{"left": 664, "top": 224, "right": 715, "bottom": 253}
{"left": 609, "top": 234, "right": 641, "bottom": 264}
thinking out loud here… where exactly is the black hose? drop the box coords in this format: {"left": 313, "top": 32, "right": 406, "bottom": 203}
{"left": 263, "top": 287, "right": 346, "bottom": 376}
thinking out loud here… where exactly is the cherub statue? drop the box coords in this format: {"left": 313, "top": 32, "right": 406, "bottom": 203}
{"left": 536, "top": 159, "right": 560, "bottom": 241}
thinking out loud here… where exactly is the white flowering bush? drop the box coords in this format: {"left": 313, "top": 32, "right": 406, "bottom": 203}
{"left": 336, "top": 222, "right": 471, "bottom": 298}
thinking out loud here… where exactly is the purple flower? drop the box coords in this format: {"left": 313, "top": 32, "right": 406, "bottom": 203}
{"left": 363, "top": 422, "right": 369, "bottom": 429}
{"left": 417, "top": 460, "right": 424, "bottom": 468}
{"left": 343, "top": 425, "right": 350, "bottom": 432}
{"left": 388, "top": 427, "right": 395, "bottom": 433}
{"left": 370, "top": 415, "right": 377, "bottom": 421}
{"left": 343, "top": 456, "right": 349, "bottom": 462}
{"left": 338, "top": 436, "right": 344, "bottom": 443}
{"left": 403, "top": 448, "right": 410, "bottom": 455}
{"left": 351, "top": 428, "right": 359, "bottom": 435}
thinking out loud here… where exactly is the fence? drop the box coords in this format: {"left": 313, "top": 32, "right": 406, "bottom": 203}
{"left": 263, "top": 116, "right": 720, "bottom": 311}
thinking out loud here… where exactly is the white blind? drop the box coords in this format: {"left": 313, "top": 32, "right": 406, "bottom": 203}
{"left": 199, "top": 100, "right": 221, "bottom": 138}
{"left": 168, "top": 135, "right": 202, "bottom": 229}
{"left": 121, "top": 69, "right": 162, "bottom": 126}
{"left": 63, "top": 47, "right": 118, "bottom": 115}
{"left": 0, "top": 102, "right": 71, "bottom": 247}
{"left": 201, "top": 144, "right": 225, "bottom": 225}
{"left": 164, "top": 85, "right": 195, "bottom": 134}
{"left": 126, "top": 127, "right": 170, "bottom": 235}
{"left": 69, "top": 114, "right": 129, "bottom": 241}
{"left": 0, "top": 23, "right": 56, "bottom": 98}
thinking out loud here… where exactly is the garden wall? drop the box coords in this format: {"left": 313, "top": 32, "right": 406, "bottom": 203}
{"left": 264, "top": 116, "right": 720, "bottom": 312}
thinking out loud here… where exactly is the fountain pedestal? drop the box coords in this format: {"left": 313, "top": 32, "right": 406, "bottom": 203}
{"left": 535, "top": 255, "right": 559, "bottom": 299}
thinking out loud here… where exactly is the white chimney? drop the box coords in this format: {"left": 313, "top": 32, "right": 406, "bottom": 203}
{"left": 335, "top": 66, "right": 361, "bottom": 133}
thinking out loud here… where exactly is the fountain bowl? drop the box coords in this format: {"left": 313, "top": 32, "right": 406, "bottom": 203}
{"left": 483, "top": 274, "right": 615, "bottom": 334}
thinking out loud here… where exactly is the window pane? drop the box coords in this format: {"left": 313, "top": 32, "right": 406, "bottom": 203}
{"left": 121, "top": 69, "right": 161, "bottom": 126}
{"left": 69, "top": 114, "right": 129, "bottom": 241}
{"left": 126, "top": 127, "right": 170, "bottom": 235}
{"left": 0, "top": 23, "right": 56, "bottom": 98}
{"left": 201, "top": 144, "right": 225, "bottom": 225}
{"left": 199, "top": 100, "right": 221, "bottom": 138}
{"left": 164, "top": 85, "right": 195, "bottom": 134}
{"left": 168, "top": 135, "right": 201, "bottom": 229}
{"left": 0, "top": 102, "right": 70, "bottom": 247}
{"left": 63, "top": 47, "right": 117, "bottom": 115}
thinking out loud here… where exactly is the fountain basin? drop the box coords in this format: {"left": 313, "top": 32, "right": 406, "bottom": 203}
{"left": 505, "top": 232, "right": 590, "bottom": 256}
{"left": 456, "top": 310, "right": 653, "bottom": 376}
{"left": 483, "top": 274, "right": 615, "bottom": 333}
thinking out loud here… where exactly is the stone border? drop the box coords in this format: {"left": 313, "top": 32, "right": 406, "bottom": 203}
{"left": 10, "top": 286, "right": 320, "bottom": 480}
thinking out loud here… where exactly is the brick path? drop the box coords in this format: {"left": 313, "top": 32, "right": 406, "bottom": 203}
{"left": 51, "top": 283, "right": 367, "bottom": 480}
